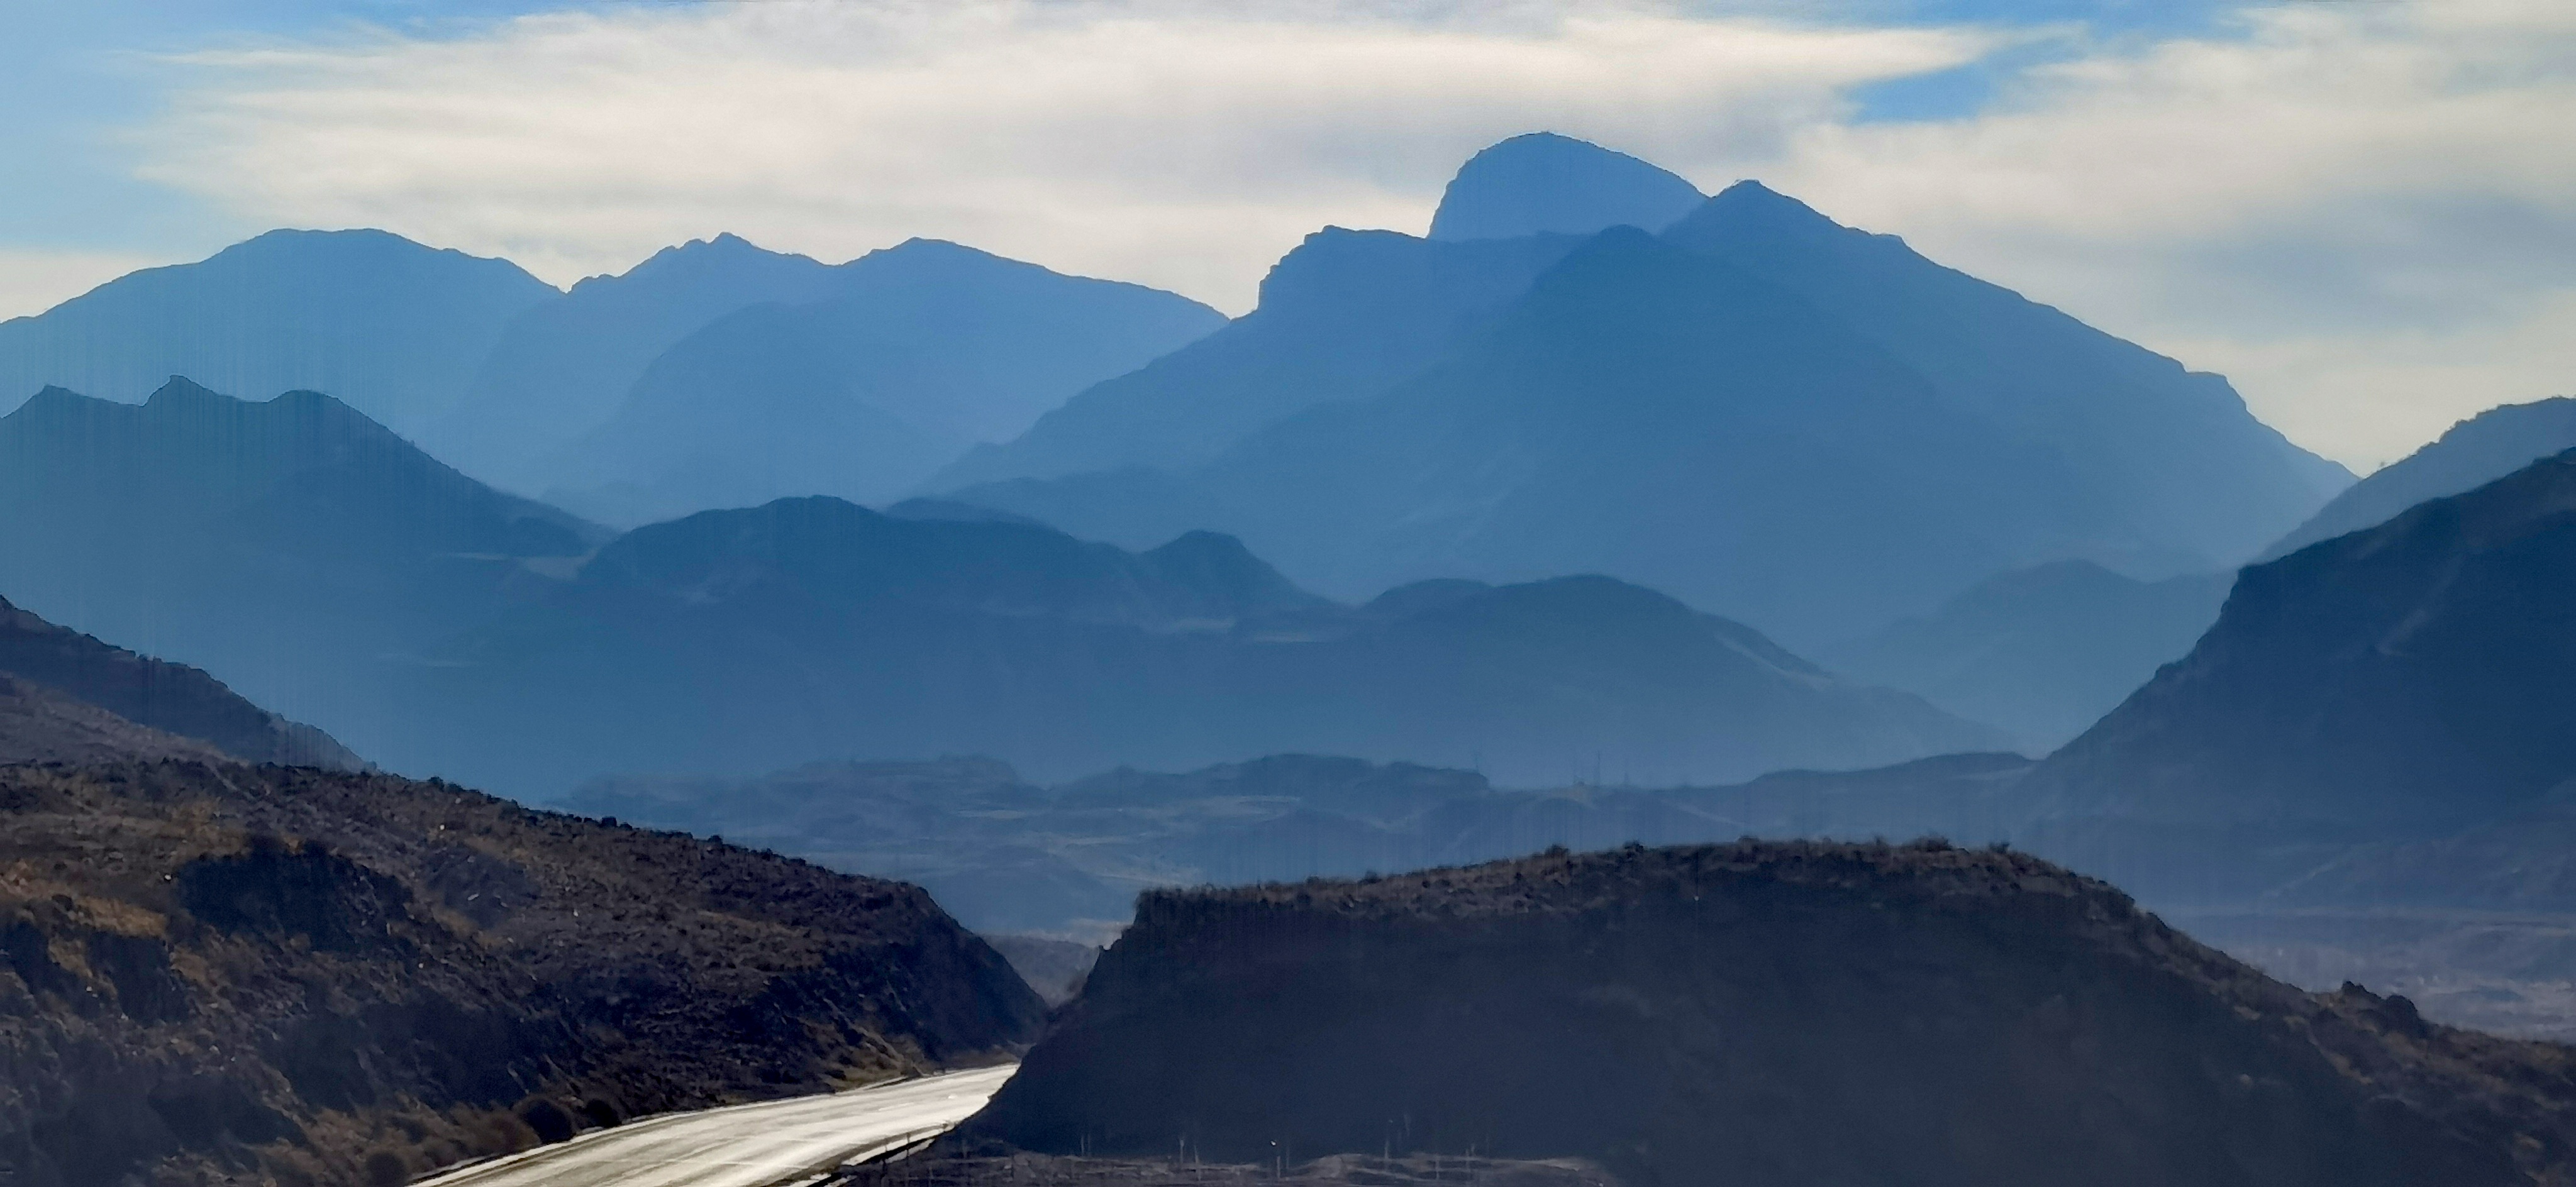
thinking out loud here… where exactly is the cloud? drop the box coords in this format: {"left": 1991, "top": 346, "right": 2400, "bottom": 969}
{"left": 1746, "top": 0, "right": 2576, "bottom": 467}
{"left": 139, "top": 1, "right": 1980, "bottom": 309}
{"left": 131, "top": 0, "right": 2575, "bottom": 466}
{"left": 0, "top": 249, "right": 169, "bottom": 322}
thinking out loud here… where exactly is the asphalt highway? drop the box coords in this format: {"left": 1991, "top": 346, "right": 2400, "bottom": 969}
{"left": 414, "top": 1064, "right": 1018, "bottom": 1187}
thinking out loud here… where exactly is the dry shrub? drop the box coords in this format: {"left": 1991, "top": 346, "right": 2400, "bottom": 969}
{"left": 363, "top": 1147, "right": 413, "bottom": 1187}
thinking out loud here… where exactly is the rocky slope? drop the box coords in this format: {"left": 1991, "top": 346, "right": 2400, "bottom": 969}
{"left": 0, "top": 761, "right": 1043, "bottom": 1187}
{"left": 1, "top": 594, "right": 360, "bottom": 770}
{"left": 969, "top": 841, "right": 2576, "bottom": 1186}
{"left": 2023, "top": 446, "right": 2576, "bottom": 892}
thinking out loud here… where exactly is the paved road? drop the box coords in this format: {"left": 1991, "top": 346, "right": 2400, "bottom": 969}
{"left": 416, "top": 1065, "right": 1018, "bottom": 1187}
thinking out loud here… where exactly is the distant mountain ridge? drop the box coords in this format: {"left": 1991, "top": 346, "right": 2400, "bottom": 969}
{"left": 0, "top": 229, "right": 556, "bottom": 436}
{"left": 1427, "top": 131, "right": 1706, "bottom": 241}
{"left": 2263, "top": 396, "right": 2576, "bottom": 560}
{"left": 6, "top": 226, "right": 1223, "bottom": 533}
{"left": 543, "top": 238, "right": 1223, "bottom": 525}
{"left": 421, "top": 232, "right": 841, "bottom": 492}
{"left": 384, "top": 494, "right": 1999, "bottom": 794}
{"left": 938, "top": 140, "right": 2349, "bottom": 648}
{"left": 0, "top": 378, "right": 604, "bottom": 752}
{"left": 0, "top": 377, "right": 1994, "bottom": 798}
{"left": 928, "top": 228, "right": 1580, "bottom": 489}
{"left": 1824, "top": 560, "right": 2235, "bottom": 751}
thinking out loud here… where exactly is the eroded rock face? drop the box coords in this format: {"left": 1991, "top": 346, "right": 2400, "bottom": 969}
{"left": 0, "top": 762, "right": 1044, "bottom": 1187}
{"left": 970, "top": 841, "right": 2576, "bottom": 1187}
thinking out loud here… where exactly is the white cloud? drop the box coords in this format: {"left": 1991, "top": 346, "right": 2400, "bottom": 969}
{"left": 140, "top": 1, "right": 1979, "bottom": 309}
{"left": 0, "top": 249, "right": 169, "bottom": 321}
{"left": 1743, "top": 0, "right": 2576, "bottom": 468}
{"left": 129, "top": 0, "right": 2576, "bottom": 467}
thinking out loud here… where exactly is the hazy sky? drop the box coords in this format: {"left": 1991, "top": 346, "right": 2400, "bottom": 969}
{"left": 2, "top": 0, "right": 2568, "bottom": 468}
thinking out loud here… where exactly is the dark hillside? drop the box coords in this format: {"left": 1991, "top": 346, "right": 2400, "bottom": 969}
{"left": 0, "top": 675, "right": 230, "bottom": 766}
{"left": 970, "top": 841, "right": 2576, "bottom": 1186}
{"left": 2026, "top": 447, "right": 2576, "bottom": 857}
{"left": 2263, "top": 397, "right": 2576, "bottom": 560}
{"left": 0, "top": 761, "right": 1042, "bottom": 1187}
{"left": 0, "top": 594, "right": 360, "bottom": 769}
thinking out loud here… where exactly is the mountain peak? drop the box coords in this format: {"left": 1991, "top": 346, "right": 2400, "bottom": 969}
{"left": 1666, "top": 179, "right": 1852, "bottom": 248}
{"left": 1428, "top": 132, "right": 1706, "bottom": 243}
{"left": 141, "top": 374, "right": 231, "bottom": 409}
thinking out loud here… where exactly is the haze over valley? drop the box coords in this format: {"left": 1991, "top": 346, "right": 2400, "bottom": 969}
{"left": 4, "top": 6, "right": 2573, "bottom": 1180}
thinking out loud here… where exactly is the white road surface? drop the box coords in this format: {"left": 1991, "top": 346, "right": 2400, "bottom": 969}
{"left": 416, "top": 1064, "right": 1018, "bottom": 1187}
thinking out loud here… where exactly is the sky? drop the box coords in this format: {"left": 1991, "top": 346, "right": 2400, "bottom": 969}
{"left": 1, "top": 0, "right": 2568, "bottom": 470}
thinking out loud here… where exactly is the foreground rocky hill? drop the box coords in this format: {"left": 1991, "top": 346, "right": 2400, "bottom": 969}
{"left": 0, "top": 761, "right": 1043, "bottom": 1187}
{"left": 969, "top": 841, "right": 2576, "bottom": 1186}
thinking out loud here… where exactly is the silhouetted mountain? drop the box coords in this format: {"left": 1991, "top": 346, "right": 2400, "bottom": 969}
{"left": 929, "top": 229, "right": 1579, "bottom": 489}
{"left": 0, "top": 229, "right": 556, "bottom": 436}
{"left": 2023, "top": 448, "right": 2576, "bottom": 894}
{"left": 1426, "top": 132, "right": 1705, "bottom": 241}
{"left": 0, "top": 379, "right": 604, "bottom": 753}
{"left": 944, "top": 162, "right": 2345, "bottom": 647}
{"left": 0, "top": 594, "right": 361, "bottom": 768}
{"left": 1823, "top": 561, "right": 2234, "bottom": 751}
{"left": 420, "top": 233, "right": 839, "bottom": 492}
{"left": 969, "top": 841, "right": 2571, "bottom": 1186}
{"left": 0, "top": 761, "right": 1039, "bottom": 1187}
{"left": 391, "top": 496, "right": 1996, "bottom": 795}
{"left": 2264, "top": 397, "right": 2576, "bottom": 560}
{"left": 541, "top": 239, "right": 1221, "bottom": 526}
{"left": 1663, "top": 182, "right": 2350, "bottom": 576}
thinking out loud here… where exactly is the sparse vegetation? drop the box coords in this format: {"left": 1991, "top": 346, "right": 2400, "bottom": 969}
{"left": 0, "top": 759, "right": 1043, "bottom": 1187}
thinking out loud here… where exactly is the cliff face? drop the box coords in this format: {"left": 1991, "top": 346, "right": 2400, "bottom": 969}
{"left": 970, "top": 841, "right": 2576, "bottom": 1187}
{"left": 0, "top": 762, "right": 1044, "bottom": 1187}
